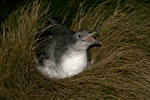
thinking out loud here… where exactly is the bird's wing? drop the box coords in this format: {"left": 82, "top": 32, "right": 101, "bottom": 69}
{"left": 34, "top": 20, "right": 74, "bottom": 66}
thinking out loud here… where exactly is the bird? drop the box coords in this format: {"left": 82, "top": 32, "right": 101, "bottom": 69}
{"left": 34, "top": 18, "right": 101, "bottom": 79}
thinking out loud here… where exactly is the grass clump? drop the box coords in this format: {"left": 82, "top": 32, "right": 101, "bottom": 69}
{"left": 0, "top": 0, "right": 150, "bottom": 99}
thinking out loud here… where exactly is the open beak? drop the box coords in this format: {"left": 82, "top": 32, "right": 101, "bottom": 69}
{"left": 82, "top": 31, "right": 101, "bottom": 46}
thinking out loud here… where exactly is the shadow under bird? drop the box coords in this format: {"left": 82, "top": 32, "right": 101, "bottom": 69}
{"left": 34, "top": 18, "right": 101, "bottom": 79}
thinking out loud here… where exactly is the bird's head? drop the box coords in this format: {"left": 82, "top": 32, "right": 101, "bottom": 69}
{"left": 72, "top": 29, "right": 101, "bottom": 50}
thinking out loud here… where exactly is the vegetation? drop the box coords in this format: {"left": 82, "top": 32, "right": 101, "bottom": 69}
{"left": 0, "top": 0, "right": 150, "bottom": 99}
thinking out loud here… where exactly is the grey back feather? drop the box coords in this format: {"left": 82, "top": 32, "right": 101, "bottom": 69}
{"left": 35, "top": 19, "right": 76, "bottom": 66}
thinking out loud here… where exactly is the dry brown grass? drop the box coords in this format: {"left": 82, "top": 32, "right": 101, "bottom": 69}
{"left": 1, "top": 0, "right": 150, "bottom": 99}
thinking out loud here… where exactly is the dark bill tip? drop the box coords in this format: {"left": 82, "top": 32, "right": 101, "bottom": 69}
{"left": 94, "top": 40, "right": 102, "bottom": 47}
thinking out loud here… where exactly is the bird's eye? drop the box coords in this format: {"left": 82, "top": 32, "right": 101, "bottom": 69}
{"left": 77, "top": 34, "right": 82, "bottom": 38}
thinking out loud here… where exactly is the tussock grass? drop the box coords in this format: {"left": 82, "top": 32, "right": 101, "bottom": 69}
{"left": 1, "top": 0, "right": 150, "bottom": 99}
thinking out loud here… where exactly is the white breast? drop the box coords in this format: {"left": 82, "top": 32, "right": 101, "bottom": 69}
{"left": 37, "top": 51, "right": 88, "bottom": 79}
{"left": 60, "top": 51, "right": 88, "bottom": 77}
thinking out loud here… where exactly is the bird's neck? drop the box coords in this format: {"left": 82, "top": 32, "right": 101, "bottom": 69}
{"left": 69, "top": 42, "right": 88, "bottom": 52}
